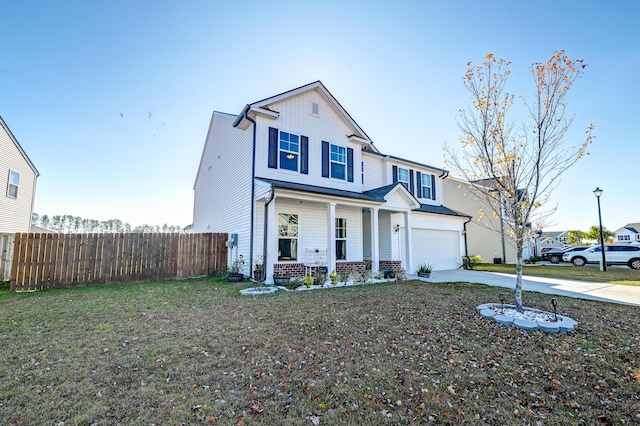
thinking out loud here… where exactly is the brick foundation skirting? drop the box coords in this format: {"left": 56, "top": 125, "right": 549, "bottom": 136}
{"left": 335, "top": 261, "right": 366, "bottom": 275}
{"left": 379, "top": 260, "right": 402, "bottom": 271}
{"left": 273, "top": 263, "right": 306, "bottom": 278}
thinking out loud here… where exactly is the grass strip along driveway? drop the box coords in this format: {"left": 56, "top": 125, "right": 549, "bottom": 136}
{"left": 475, "top": 263, "right": 640, "bottom": 287}
{"left": 1, "top": 278, "right": 639, "bottom": 425}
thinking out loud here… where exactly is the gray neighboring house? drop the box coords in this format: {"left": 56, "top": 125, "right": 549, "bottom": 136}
{"left": 0, "top": 116, "right": 39, "bottom": 233}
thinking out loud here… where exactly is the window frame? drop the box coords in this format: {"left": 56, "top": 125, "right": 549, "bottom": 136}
{"left": 7, "top": 170, "right": 19, "bottom": 198}
{"left": 278, "top": 131, "right": 300, "bottom": 172}
{"left": 330, "top": 144, "right": 347, "bottom": 180}
{"left": 420, "top": 173, "right": 432, "bottom": 199}
{"left": 397, "top": 167, "right": 409, "bottom": 189}
{"left": 277, "top": 213, "right": 298, "bottom": 261}
{"left": 335, "top": 217, "right": 347, "bottom": 260}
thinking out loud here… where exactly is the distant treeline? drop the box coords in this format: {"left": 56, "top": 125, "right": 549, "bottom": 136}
{"left": 31, "top": 213, "right": 184, "bottom": 234}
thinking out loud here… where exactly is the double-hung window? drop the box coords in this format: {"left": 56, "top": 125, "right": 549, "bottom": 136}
{"left": 7, "top": 170, "right": 19, "bottom": 198}
{"left": 279, "top": 132, "right": 299, "bottom": 172}
{"left": 330, "top": 144, "right": 346, "bottom": 180}
{"left": 278, "top": 213, "right": 298, "bottom": 260}
{"left": 420, "top": 173, "right": 432, "bottom": 199}
{"left": 397, "top": 168, "right": 409, "bottom": 189}
{"left": 335, "top": 218, "right": 347, "bottom": 260}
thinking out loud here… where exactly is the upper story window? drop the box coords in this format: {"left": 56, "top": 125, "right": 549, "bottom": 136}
{"left": 279, "top": 131, "right": 299, "bottom": 172}
{"left": 7, "top": 170, "right": 19, "bottom": 198}
{"left": 330, "top": 145, "right": 346, "bottom": 180}
{"left": 322, "top": 141, "right": 354, "bottom": 182}
{"left": 397, "top": 168, "right": 409, "bottom": 189}
{"left": 268, "top": 127, "right": 308, "bottom": 174}
{"left": 420, "top": 173, "right": 432, "bottom": 199}
{"left": 619, "top": 235, "right": 631, "bottom": 241}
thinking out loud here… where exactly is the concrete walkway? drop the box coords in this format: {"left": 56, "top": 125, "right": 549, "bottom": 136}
{"left": 409, "top": 270, "right": 640, "bottom": 307}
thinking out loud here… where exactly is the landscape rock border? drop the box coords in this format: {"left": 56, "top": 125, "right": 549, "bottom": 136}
{"left": 476, "top": 303, "right": 577, "bottom": 333}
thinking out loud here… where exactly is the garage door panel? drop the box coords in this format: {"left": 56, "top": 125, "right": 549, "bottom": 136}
{"left": 411, "top": 229, "right": 460, "bottom": 271}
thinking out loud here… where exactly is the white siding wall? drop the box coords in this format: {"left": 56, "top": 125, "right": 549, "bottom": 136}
{"left": 0, "top": 123, "right": 37, "bottom": 233}
{"left": 362, "top": 152, "right": 385, "bottom": 191}
{"left": 192, "top": 112, "right": 254, "bottom": 275}
{"left": 254, "top": 89, "right": 364, "bottom": 193}
{"left": 273, "top": 199, "right": 363, "bottom": 263}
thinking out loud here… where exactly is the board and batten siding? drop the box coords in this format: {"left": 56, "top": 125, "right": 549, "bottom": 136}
{"left": 253, "top": 89, "right": 364, "bottom": 193}
{"left": 192, "top": 112, "right": 254, "bottom": 275}
{"left": 0, "top": 121, "right": 37, "bottom": 234}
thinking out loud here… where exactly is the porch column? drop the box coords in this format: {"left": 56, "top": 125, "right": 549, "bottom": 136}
{"left": 370, "top": 207, "right": 380, "bottom": 273}
{"left": 265, "top": 197, "right": 277, "bottom": 284}
{"left": 327, "top": 202, "right": 336, "bottom": 274}
{"left": 403, "top": 211, "right": 413, "bottom": 273}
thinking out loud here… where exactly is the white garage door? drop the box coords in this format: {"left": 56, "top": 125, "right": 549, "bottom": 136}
{"left": 409, "top": 229, "right": 461, "bottom": 271}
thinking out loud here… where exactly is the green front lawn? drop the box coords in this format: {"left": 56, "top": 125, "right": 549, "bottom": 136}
{"left": 1, "top": 277, "right": 639, "bottom": 425}
{"left": 475, "top": 263, "right": 640, "bottom": 286}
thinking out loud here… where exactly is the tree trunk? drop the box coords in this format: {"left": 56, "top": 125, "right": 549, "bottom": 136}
{"left": 514, "top": 239, "right": 524, "bottom": 312}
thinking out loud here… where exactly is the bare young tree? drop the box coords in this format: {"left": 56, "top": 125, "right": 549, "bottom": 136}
{"left": 444, "top": 51, "right": 594, "bottom": 311}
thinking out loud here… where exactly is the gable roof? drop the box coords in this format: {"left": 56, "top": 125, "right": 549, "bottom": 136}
{"left": 233, "top": 81, "right": 376, "bottom": 150}
{"left": 0, "top": 115, "right": 39, "bottom": 176}
{"left": 620, "top": 223, "right": 640, "bottom": 233}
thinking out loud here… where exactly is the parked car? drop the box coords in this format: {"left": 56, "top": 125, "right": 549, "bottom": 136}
{"left": 540, "top": 247, "right": 556, "bottom": 261}
{"left": 546, "top": 246, "right": 590, "bottom": 264}
{"left": 562, "top": 245, "right": 640, "bottom": 269}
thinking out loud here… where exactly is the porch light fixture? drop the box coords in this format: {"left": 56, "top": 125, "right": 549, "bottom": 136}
{"left": 593, "top": 187, "right": 607, "bottom": 272}
{"left": 394, "top": 224, "right": 400, "bottom": 233}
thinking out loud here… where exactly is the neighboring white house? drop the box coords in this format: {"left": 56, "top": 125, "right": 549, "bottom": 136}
{"left": 539, "top": 231, "right": 569, "bottom": 249}
{"left": 614, "top": 224, "right": 640, "bottom": 244}
{"left": 192, "top": 81, "right": 472, "bottom": 283}
{"left": 0, "top": 116, "right": 39, "bottom": 233}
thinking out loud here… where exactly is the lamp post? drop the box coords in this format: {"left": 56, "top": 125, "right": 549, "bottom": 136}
{"left": 593, "top": 187, "right": 607, "bottom": 272}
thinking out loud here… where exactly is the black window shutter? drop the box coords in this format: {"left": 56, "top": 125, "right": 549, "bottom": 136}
{"left": 431, "top": 174, "right": 436, "bottom": 200}
{"left": 409, "top": 169, "right": 414, "bottom": 195}
{"left": 268, "top": 127, "right": 278, "bottom": 169}
{"left": 416, "top": 171, "right": 422, "bottom": 198}
{"left": 392, "top": 165, "right": 398, "bottom": 183}
{"left": 347, "top": 147, "right": 354, "bottom": 182}
{"left": 322, "top": 141, "right": 329, "bottom": 178}
{"left": 300, "top": 135, "right": 309, "bottom": 174}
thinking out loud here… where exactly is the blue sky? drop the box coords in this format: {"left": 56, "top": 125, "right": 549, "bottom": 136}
{"left": 1, "top": 0, "right": 637, "bottom": 232}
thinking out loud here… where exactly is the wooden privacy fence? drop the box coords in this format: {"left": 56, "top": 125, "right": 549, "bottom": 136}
{"left": 0, "top": 233, "right": 14, "bottom": 281}
{"left": 10, "top": 232, "right": 228, "bottom": 291}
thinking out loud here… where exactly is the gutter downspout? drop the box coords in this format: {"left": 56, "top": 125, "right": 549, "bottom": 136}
{"left": 462, "top": 216, "right": 471, "bottom": 269}
{"left": 262, "top": 186, "right": 275, "bottom": 281}
{"left": 245, "top": 109, "right": 257, "bottom": 279}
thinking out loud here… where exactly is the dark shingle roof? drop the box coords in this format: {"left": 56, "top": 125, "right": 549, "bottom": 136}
{"left": 255, "top": 178, "right": 384, "bottom": 202}
{"left": 414, "top": 204, "right": 471, "bottom": 218}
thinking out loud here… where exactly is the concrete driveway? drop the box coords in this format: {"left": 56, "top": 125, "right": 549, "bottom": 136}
{"left": 410, "top": 269, "right": 640, "bottom": 307}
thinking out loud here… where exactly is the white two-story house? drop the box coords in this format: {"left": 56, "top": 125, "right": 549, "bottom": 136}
{"left": 192, "top": 81, "right": 470, "bottom": 283}
{"left": 1, "top": 115, "right": 39, "bottom": 234}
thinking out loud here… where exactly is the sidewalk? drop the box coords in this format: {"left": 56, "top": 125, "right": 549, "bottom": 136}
{"left": 410, "top": 270, "right": 640, "bottom": 307}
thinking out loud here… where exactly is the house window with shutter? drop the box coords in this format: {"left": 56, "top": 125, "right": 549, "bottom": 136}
{"left": 269, "top": 127, "right": 308, "bottom": 174}
{"left": 397, "top": 168, "right": 409, "bottom": 189}
{"left": 336, "top": 218, "right": 347, "bottom": 260}
{"left": 278, "top": 213, "right": 298, "bottom": 261}
{"left": 7, "top": 170, "right": 19, "bottom": 198}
